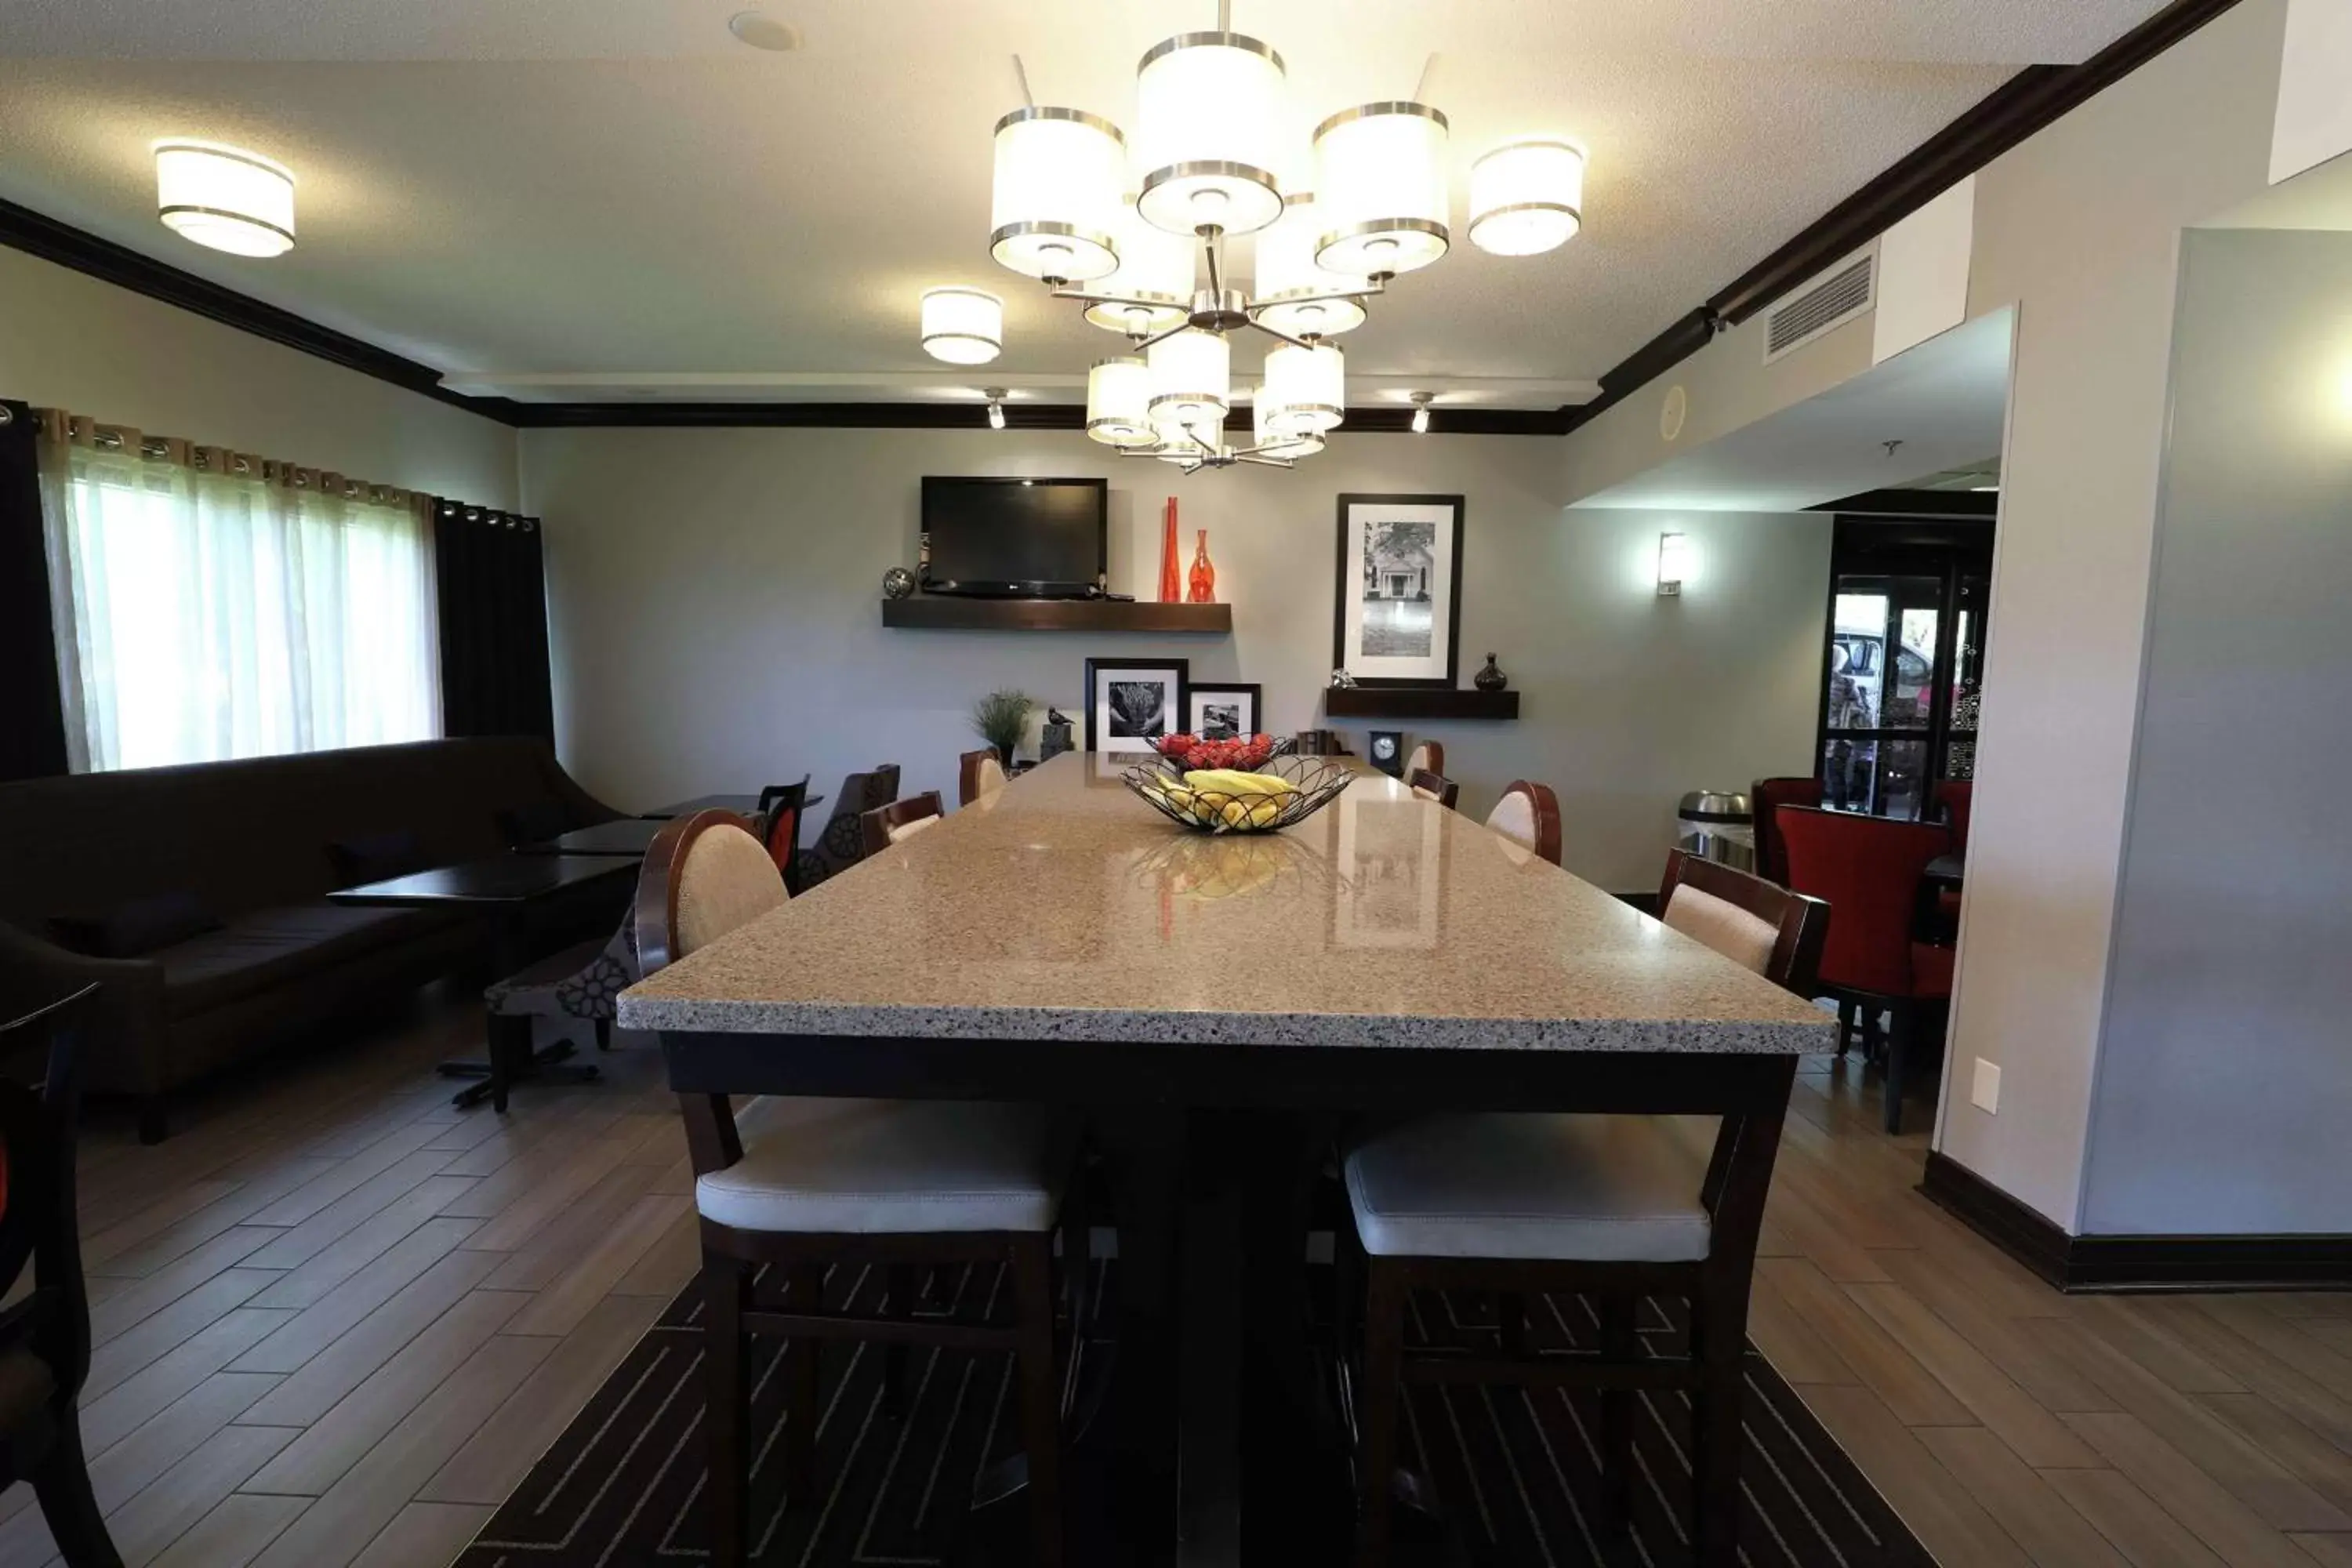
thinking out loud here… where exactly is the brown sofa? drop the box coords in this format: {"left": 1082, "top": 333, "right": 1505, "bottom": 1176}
{"left": 0, "top": 738, "right": 621, "bottom": 1140}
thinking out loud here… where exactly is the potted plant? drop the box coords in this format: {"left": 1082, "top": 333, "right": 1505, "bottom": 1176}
{"left": 971, "top": 688, "right": 1033, "bottom": 769}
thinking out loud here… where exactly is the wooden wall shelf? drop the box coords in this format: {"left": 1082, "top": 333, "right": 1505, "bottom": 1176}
{"left": 880, "top": 597, "right": 1232, "bottom": 633}
{"left": 1324, "top": 688, "right": 1521, "bottom": 721}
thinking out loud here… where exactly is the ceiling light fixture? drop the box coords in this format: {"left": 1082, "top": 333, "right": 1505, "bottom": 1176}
{"left": 927, "top": 5, "right": 1589, "bottom": 474}
{"left": 1410, "top": 391, "right": 1433, "bottom": 434}
{"left": 985, "top": 389, "right": 1007, "bottom": 430}
{"left": 154, "top": 140, "right": 296, "bottom": 258}
{"left": 920, "top": 287, "right": 1003, "bottom": 365}
{"left": 1468, "top": 140, "right": 1586, "bottom": 256}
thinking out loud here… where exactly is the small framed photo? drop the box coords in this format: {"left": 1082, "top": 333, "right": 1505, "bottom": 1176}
{"left": 1083, "top": 657, "right": 1189, "bottom": 753}
{"left": 1334, "top": 493, "right": 1466, "bottom": 688}
{"left": 1187, "top": 682, "right": 1262, "bottom": 741}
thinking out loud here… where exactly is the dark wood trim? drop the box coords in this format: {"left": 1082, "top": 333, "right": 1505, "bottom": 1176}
{"left": 1562, "top": 0, "right": 2252, "bottom": 436}
{"left": 1325, "top": 688, "right": 1519, "bottom": 721}
{"left": 1815, "top": 488, "right": 2001, "bottom": 520}
{"left": 0, "top": 195, "right": 520, "bottom": 423}
{"left": 1921, "top": 1151, "right": 2352, "bottom": 1293}
{"left": 507, "top": 401, "right": 1570, "bottom": 434}
{"left": 881, "top": 597, "right": 1231, "bottom": 633}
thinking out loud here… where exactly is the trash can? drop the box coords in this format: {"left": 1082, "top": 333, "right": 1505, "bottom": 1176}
{"left": 1676, "top": 789, "right": 1756, "bottom": 873}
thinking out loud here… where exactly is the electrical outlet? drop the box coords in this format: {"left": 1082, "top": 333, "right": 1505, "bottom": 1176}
{"left": 1971, "top": 1058, "right": 2001, "bottom": 1115}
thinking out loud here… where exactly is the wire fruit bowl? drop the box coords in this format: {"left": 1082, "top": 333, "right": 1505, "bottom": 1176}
{"left": 1121, "top": 754, "right": 1355, "bottom": 835}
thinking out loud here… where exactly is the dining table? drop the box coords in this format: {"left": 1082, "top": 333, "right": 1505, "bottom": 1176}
{"left": 618, "top": 753, "right": 1832, "bottom": 1566}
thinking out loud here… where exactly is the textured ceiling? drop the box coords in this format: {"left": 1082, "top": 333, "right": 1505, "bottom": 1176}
{"left": 0, "top": 0, "right": 2171, "bottom": 405}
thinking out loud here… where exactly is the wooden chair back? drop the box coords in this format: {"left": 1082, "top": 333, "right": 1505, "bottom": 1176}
{"left": 862, "top": 791, "right": 946, "bottom": 857}
{"left": 1658, "top": 847, "right": 1831, "bottom": 996}
{"left": 1483, "top": 779, "right": 1562, "bottom": 866}
{"left": 1406, "top": 768, "right": 1459, "bottom": 810}
{"left": 755, "top": 778, "right": 810, "bottom": 879}
{"left": 634, "top": 811, "right": 782, "bottom": 976}
{"left": 1404, "top": 741, "right": 1443, "bottom": 778}
{"left": 958, "top": 749, "right": 1008, "bottom": 807}
{"left": 0, "top": 985, "right": 100, "bottom": 1443}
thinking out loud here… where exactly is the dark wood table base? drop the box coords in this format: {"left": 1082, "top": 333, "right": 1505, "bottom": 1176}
{"left": 437, "top": 1029, "right": 599, "bottom": 1112}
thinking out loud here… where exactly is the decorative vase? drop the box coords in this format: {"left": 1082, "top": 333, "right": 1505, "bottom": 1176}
{"left": 1475, "top": 653, "right": 1507, "bottom": 691}
{"left": 1159, "top": 498, "right": 1183, "bottom": 604}
{"left": 1188, "top": 528, "right": 1216, "bottom": 603}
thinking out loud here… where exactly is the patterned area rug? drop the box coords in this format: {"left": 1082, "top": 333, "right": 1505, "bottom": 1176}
{"left": 457, "top": 1261, "right": 1929, "bottom": 1567}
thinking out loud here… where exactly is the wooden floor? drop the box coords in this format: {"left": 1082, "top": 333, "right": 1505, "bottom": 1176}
{"left": 5, "top": 996, "right": 2351, "bottom": 1567}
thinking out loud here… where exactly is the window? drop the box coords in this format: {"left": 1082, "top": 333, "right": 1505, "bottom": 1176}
{"left": 42, "top": 441, "right": 440, "bottom": 772}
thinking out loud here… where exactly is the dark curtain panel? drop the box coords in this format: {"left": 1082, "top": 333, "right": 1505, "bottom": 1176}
{"left": 0, "top": 400, "right": 69, "bottom": 780}
{"left": 433, "top": 499, "right": 555, "bottom": 742}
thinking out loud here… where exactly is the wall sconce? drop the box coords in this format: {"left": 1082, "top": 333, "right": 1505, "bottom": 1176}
{"left": 1657, "top": 532, "right": 1690, "bottom": 597}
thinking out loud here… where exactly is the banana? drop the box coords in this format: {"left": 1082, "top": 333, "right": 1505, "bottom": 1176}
{"left": 1183, "top": 768, "right": 1296, "bottom": 797}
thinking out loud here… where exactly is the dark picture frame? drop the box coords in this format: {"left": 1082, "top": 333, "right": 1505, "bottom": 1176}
{"left": 1332, "top": 494, "right": 1467, "bottom": 688}
{"left": 1186, "top": 682, "right": 1263, "bottom": 740}
{"left": 1083, "top": 657, "right": 1189, "bottom": 753}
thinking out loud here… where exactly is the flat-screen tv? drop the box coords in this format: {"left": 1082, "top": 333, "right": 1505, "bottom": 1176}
{"left": 920, "top": 477, "right": 1107, "bottom": 598}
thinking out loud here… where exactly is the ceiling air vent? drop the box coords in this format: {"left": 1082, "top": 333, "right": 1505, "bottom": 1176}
{"left": 1762, "top": 251, "right": 1875, "bottom": 364}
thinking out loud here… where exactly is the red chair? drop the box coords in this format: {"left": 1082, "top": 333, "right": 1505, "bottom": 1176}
{"left": 1749, "top": 775, "right": 1824, "bottom": 887}
{"left": 1776, "top": 806, "right": 1954, "bottom": 1134}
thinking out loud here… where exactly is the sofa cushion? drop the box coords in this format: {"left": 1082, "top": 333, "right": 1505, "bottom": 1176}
{"left": 159, "top": 902, "right": 450, "bottom": 1014}
{"left": 328, "top": 829, "right": 433, "bottom": 890}
{"left": 50, "top": 891, "right": 223, "bottom": 958}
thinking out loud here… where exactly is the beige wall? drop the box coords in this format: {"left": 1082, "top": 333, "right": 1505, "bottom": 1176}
{"left": 1941, "top": 0, "right": 2288, "bottom": 1229}
{"left": 0, "top": 246, "right": 517, "bottom": 506}
{"left": 522, "top": 426, "right": 1830, "bottom": 895}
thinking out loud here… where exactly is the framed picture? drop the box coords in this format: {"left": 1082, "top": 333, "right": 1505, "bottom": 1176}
{"left": 1332, "top": 494, "right": 1466, "bottom": 688}
{"left": 1187, "top": 682, "right": 1262, "bottom": 740}
{"left": 1083, "top": 657, "right": 1189, "bottom": 753}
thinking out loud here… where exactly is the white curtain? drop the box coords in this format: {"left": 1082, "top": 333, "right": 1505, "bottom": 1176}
{"left": 39, "top": 435, "right": 441, "bottom": 773}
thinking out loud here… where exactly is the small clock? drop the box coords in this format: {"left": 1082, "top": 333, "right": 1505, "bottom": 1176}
{"left": 1370, "top": 730, "right": 1403, "bottom": 777}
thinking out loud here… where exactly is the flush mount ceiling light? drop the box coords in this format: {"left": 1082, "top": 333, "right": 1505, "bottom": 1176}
{"left": 923, "top": 6, "right": 1591, "bottom": 470}
{"left": 1468, "top": 140, "right": 1585, "bottom": 256}
{"left": 920, "top": 287, "right": 1003, "bottom": 365}
{"left": 154, "top": 140, "right": 296, "bottom": 257}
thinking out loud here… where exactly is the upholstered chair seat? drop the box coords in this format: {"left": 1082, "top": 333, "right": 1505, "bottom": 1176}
{"left": 695, "top": 1097, "right": 1060, "bottom": 1235}
{"left": 1345, "top": 1112, "right": 1710, "bottom": 1262}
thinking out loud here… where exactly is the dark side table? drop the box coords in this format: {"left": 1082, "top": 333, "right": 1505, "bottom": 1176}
{"left": 330, "top": 855, "right": 637, "bottom": 1111}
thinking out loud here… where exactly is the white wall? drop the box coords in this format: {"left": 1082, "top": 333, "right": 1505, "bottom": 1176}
{"left": 1940, "top": 0, "right": 2288, "bottom": 1229}
{"left": 2080, "top": 228, "right": 2352, "bottom": 1235}
{"left": 0, "top": 246, "right": 517, "bottom": 506}
{"left": 523, "top": 426, "right": 1829, "bottom": 895}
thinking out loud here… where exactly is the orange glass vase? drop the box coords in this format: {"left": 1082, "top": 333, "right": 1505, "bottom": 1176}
{"left": 1159, "top": 498, "right": 1183, "bottom": 604}
{"left": 1187, "top": 529, "right": 1216, "bottom": 603}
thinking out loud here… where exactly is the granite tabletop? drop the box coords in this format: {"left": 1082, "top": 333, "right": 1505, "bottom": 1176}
{"left": 619, "top": 753, "right": 1834, "bottom": 1054}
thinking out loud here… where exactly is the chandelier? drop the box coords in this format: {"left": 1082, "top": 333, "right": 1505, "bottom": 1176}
{"left": 925, "top": 9, "right": 1588, "bottom": 473}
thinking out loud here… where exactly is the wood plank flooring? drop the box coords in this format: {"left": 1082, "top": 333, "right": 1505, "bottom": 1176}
{"left": 6, "top": 993, "right": 2352, "bottom": 1566}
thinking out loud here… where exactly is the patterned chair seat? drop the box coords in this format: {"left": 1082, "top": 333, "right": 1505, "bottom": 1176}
{"left": 485, "top": 907, "right": 637, "bottom": 1028}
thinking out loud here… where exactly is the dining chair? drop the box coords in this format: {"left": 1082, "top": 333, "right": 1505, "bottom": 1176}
{"left": 0, "top": 985, "right": 123, "bottom": 1568}
{"left": 958, "top": 749, "right": 1010, "bottom": 807}
{"left": 1748, "top": 775, "right": 1824, "bottom": 887}
{"left": 1776, "top": 805, "right": 1953, "bottom": 1133}
{"left": 755, "top": 777, "right": 811, "bottom": 889}
{"left": 1341, "top": 854, "right": 1825, "bottom": 1568}
{"left": 861, "top": 790, "right": 945, "bottom": 856}
{"left": 482, "top": 906, "right": 636, "bottom": 1057}
{"left": 635, "top": 811, "right": 1070, "bottom": 1568}
{"left": 1403, "top": 741, "right": 1443, "bottom": 779}
{"left": 796, "top": 764, "right": 903, "bottom": 890}
{"left": 1406, "top": 768, "right": 1459, "bottom": 810}
{"left": 1483, "top": 779, "right": 1562, "bottom": 866}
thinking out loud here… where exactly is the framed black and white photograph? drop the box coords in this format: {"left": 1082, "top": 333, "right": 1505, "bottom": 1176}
{"left": 1187, "top": 683, "right": 1262, "bottom": 740}
{"left": 1083, "top": 657, "right": 1189, "bottom": 753}
{"left": 1332, "top": 494, "right": 1466, "bottom": 688}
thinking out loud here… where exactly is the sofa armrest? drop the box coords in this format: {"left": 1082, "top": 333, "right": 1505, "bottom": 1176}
{"left": 0, "top": 922, "right": 168, "bottom": 1099}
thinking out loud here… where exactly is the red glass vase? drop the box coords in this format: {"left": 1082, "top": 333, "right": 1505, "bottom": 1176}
{"left": 1159, "top": 498, "right": 1183, "bottom": 604}
{"left": 1188, "top": 528, "right": 1216, "bottom": 603}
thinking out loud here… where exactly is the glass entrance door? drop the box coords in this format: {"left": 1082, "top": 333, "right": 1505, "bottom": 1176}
{"left": 1816, "top": 529, "right": 1993, "bottom": 819}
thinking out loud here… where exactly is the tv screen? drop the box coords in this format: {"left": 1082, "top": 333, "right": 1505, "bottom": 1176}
{"left": 921, "top": 477, "right": 1107, "bottom": 597}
